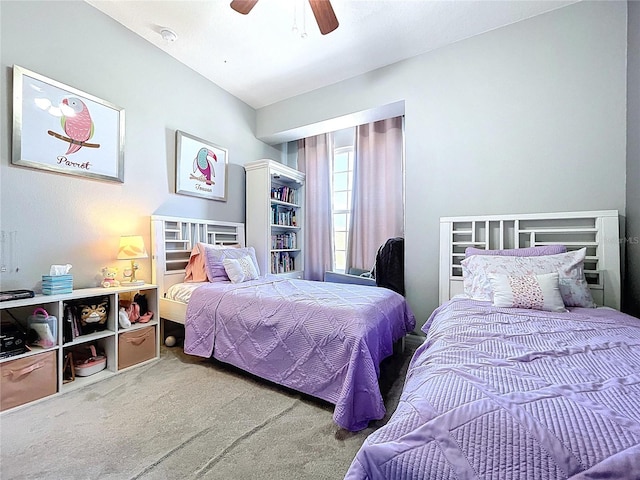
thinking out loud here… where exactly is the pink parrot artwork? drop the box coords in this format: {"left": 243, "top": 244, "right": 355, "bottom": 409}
{"left": 192, "top": 148, "right": 217, "bottom": 185}
{"left": 60, "top": 97, "right": 94, "bottom": 155}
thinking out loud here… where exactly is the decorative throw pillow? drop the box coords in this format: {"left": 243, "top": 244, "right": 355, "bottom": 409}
{"left": 184, "top": 242, "right": 241, "bottom": 282}
{"left": 489, "top": 272, "right": 567, "bottom": 312}
{"left": 461, "top": 248, "right": 596, "bottom": 307}
{"left": 204, "top": 246, "right": 261, "bottom": 282}
{"left": 465, "top": 245, "right": 567, "bottom": 258}
{"left": 223, "top": 256, "right": 259, "bottom": 283}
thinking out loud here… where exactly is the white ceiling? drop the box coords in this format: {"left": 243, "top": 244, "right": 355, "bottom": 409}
{"left": 87, "top": 0, "right": 578, "bottom": 110}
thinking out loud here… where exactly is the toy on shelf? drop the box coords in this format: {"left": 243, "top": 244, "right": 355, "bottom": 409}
{"left": 76, "top": 298, "right": 109, "bottom": 334}
{"left": 118, "top": 309, "right": 130, "bottom": 328}
{"left": 118, "top": 293, "right": 153, "bottom": 329}
{"left": 101, "top": 266, "right": 120, "bottom": 288}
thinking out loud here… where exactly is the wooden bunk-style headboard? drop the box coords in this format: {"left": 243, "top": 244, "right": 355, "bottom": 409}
{"left": 439, "top": 210, "right": 621, "bottom": 309}
{"left": 151, "top": 215, "right": 245, "bottom": 297}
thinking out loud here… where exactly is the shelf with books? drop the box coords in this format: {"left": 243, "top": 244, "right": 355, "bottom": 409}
{"left": 246, "top": 159, "right": 305, "bottom": 278}
{"left": 270, "top": 204, "right": 299, "bottom": 228}
{"left": 271, "top": 251, "right": 298, "bottom": 274}
{"left": 271, "top": 231, "right": 298, "bottom": 250}
{"left": 271, "top": 186, "right": 300, "bottom": 205}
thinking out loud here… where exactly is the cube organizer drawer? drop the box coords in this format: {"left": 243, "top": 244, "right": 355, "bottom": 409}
{"left": 118, "top": 327, "right": 156, "bottom": 369}
{"left": 1, "top": 351, "right": 57, "bottom": 411}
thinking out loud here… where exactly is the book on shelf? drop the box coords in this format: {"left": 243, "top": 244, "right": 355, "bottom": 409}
{"left": 271, "top": 206, "right": 297, "bottom": 227}
{"left": 63, "top": 302, "right": 86, "bottom": 342}
{"left": 270, "top": 251, "right": 296, "bottom": 274}
{"left": 271, "top": 232, "right": 297, "bottom": 249}
{"left": 271, "top": 186, "right": 298, "bottom": 204}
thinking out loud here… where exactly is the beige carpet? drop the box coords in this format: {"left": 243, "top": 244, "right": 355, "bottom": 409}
{"left": 0, "top": 334, "right": 422, "bottom": 480}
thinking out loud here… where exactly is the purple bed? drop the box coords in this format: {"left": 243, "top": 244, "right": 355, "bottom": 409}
{"left": 183, "top": 276, "right": 416, "bottom": 431}
{"left": 345, "top": 297, "right": 640, "bottom": 479}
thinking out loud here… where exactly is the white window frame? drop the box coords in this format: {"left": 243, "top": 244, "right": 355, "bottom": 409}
{"left": 331, "top": 146, "right": 354, "bottom": 273}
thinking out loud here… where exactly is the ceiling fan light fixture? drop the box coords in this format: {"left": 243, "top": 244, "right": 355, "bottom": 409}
{"left": 160, "top": 28, "right": 178, "bottom": 43}
{"left": 292, "top": 0, "right": 308, "bottom": 39}
{"left": 231, "top": 0, "right": 338, "bottom": 36}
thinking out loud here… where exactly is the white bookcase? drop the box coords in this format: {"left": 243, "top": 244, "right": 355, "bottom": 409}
{"left": 245, "top": 159, "right": 305, "bottom": 279}
{"left": 0, "top": 284, "right": 159, "bottom": 412}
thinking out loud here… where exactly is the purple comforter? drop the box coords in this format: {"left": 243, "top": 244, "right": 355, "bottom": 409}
{"left": 346, "top": 297, "right": 640, "bottom": 479}
{"left": 184, "top": 276, "right": 416, "bottom": 431}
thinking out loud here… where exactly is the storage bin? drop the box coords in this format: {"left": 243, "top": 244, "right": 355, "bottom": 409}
{"left": 1, "top": 351, "right": 57, "bottom": 411}
{"left": 118, "top": 327, "right": 156, "bottom": 369}
{"left": 27, "top": 308, "right": 57, "bottom": 347}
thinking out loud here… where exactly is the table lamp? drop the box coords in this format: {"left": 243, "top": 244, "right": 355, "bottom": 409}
{"left": 117, "top": 235, "right": 148, "bottom": 286}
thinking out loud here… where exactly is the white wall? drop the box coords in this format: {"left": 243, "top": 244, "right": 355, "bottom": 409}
{"left": 0, "top": 1, "right": 280, "bottom": 290}
{"left": 257, "top": 1, "right": 629, "bottom": 328}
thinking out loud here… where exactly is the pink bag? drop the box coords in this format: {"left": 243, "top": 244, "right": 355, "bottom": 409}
{"left": 73, "top": 344, "right": 106, "bottom": 377}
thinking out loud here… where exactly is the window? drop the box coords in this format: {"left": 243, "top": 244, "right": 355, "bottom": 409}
{"left": 331, "top": 147, "right": 354, "bottom": 273}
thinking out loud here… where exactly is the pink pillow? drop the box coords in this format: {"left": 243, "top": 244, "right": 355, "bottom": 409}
{"left": 465, "top": 245, "right": 567, "bottom": 257}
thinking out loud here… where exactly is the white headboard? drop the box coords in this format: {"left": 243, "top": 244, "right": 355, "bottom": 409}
{"left": 151, "top": 215, "right": 245, "bottom": 298}
{"left": 439, "top": 210, "right": 621, "bottom": 309}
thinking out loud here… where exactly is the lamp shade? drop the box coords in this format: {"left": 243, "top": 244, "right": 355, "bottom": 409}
{"left": 117, "top": 235, "right": 148, "bottom": 260}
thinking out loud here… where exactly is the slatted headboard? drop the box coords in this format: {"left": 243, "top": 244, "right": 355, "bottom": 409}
{"left": 151, "top": 215, "right": 245, "bottom": 299}
{"left": 439, "top": 210, "right": 621, "bottom": 309}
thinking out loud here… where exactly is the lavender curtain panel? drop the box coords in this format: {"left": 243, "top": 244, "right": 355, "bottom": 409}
{"left": 298, "top": 134, "right": 334, "bottom": 281}
{"left": 347, "top": 116, "right": 404, "bottom": 271}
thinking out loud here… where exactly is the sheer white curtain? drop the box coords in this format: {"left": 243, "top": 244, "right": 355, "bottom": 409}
{"left": 298, "top": 134, "right": 334, "bottom": 281}
{"left": 347, "top": 116, "right": 404, "bottom": 271}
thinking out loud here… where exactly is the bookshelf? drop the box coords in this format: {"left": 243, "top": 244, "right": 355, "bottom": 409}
{"left": 0, "top": 284, "right": 159, "bottom": 412}
{"left": 245, "top": 159, "right": 305, "bottom": 279}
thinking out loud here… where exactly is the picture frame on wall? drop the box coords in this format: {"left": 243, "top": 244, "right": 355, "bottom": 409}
{"left": 12, "top": 65, "right": 125, "bottom": 183}
{"left": 175, "top": 130, "right": 228, "bottom": 202}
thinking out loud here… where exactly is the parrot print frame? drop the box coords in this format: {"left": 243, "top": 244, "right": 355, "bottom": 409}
{"left": 12, "top": 65, "right": 124, "bottom": 183}
{"left": 175, "top": 130, "right": 228, "bottom": 202}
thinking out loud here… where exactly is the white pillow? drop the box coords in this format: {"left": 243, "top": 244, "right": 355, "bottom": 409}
{"left": 222, "top": 255, "right": 259, "bottom": 284}
{"left": 461, "top": 248, "right": 595, "bottom": 308}
{"left": 489, "top": 272, "right": 567, "bottom": 312}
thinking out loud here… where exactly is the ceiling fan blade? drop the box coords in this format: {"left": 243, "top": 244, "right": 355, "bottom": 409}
{"left": 308, "top": 0, "right": 339, "bottom": 35}
{"left": 230, "top": 0, "right": 259, "bottom": 15}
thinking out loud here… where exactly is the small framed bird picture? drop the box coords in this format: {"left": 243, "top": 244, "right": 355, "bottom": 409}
{"left": 12, "top": 65, "right": 124, "bottom": 183}
{"left": 175, "top": 130, "right": 228, "bottom": 202}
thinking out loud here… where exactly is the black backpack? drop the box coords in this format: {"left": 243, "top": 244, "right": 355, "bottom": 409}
{"left": 374, "top": 237, "right": 405, "bottom": 296}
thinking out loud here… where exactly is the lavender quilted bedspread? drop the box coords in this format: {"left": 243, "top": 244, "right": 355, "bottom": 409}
{"left": 184, "top": 277, "right": 416, "bottom": 431}
{"left": 346, "top": 298, "right": 640, "bottom": 479}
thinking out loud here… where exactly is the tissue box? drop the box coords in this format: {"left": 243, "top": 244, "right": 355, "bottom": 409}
{"left": 42, "top": 275, "right": 73, "bottom": 295}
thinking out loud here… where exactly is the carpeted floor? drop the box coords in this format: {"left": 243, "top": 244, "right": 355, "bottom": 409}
{"left": 0, "top": 333, "right": 423, "bottom": 480}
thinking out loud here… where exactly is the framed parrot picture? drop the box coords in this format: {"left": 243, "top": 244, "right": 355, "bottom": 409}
{"left": 11, "top": 65, "right": 125, "bottom": 183}
{"left": 175, "top": 130, "right": 228, "bottom": 201}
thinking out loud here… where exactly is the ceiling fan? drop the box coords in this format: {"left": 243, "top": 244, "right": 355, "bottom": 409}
{"left": 230, "top": 0, "right": 339, "bottom": 35}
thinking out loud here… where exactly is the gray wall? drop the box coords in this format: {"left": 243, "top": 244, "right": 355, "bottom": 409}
{"left": 0, "top": 1, "right": 279, "bottom": 290}
{"left": 626, "top": 0, "right": 640, "bottom": 316}
{"left": 257, "top": 1, "right": 629, "bottom": 328}
{"left": 1, "top": 1, "right": 633, "bottom": 325}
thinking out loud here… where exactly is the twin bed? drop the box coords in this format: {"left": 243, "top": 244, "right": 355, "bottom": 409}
{"left": 152, "top": 211, "right": 640, "bottom": 478}
{"left": 151, "top": 216, "right": 415, "bottom": 432}
{"left": 346, "top": 210, "right": 640, "bottom": 478}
